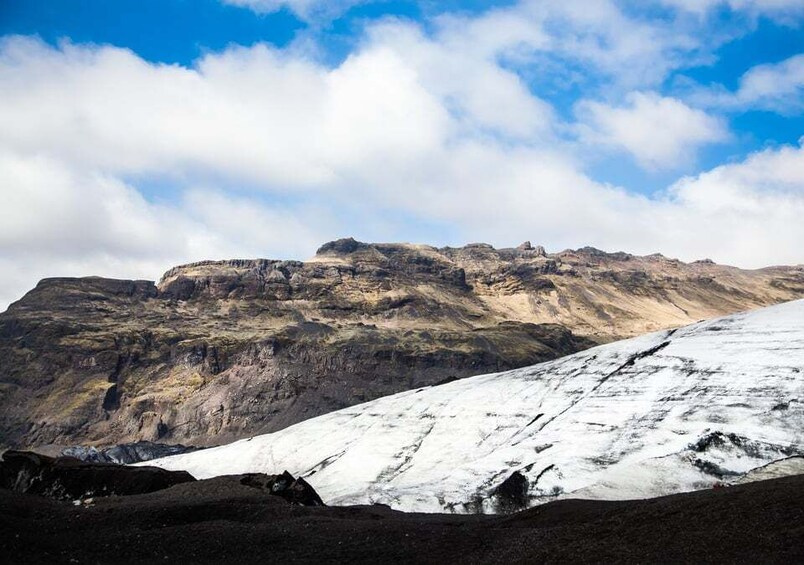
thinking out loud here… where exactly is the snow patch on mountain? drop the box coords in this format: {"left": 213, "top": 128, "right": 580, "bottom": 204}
{"left": 145, "top": 300, "right": 804, "bottom": 513}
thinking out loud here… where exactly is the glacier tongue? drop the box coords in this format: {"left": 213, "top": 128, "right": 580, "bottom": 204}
{"left": 145, "top": 299, "right": 804, "bottom": 513}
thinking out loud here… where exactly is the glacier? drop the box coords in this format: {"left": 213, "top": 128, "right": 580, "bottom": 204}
{"left": 144, "top": 299, "right": 804, "bottom": 513}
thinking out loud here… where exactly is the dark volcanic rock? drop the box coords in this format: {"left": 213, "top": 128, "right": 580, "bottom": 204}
{"left": 239, "top": 471, "right": 325, "bottom": 506}
{"left": 62, "top": 441, "right": 201, "bottom": 464}
{"left": 1, "top": 472, "right": 802, "bottom": 563}
{"left": 0, "top": 450, "right": 195, "bottom": 501}
{"left": 492, "top": 471, "right": 530, "bottom": 513}
{"left": 316, "top": 237, "right": 367, "bottom": 255}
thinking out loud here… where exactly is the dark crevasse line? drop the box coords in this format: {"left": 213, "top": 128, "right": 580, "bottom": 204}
{"left": 532, "top": 463, "right": 556, "bottom": 487}
{"left": 522, "top": 330, "right": 677, "bottom": 442}
{"left": 378, "top": 418, "right": 439, "bottom": 483}
{"left": 301, "top": 449, "right": 349, "bottom": 477}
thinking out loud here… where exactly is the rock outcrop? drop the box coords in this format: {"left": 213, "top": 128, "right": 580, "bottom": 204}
{"left": 0, "top": 450, "right": 324, "bottom": 508}
{"left": 239, "top": 471, "right": 325, "bottom": 506}
{"left": 0, "top": 239, "right": 802, "bottom": 450}
{"left": 0, "top": 450, "right": 195, "bottom": 500}
{"left": 61, "top": 441, "right": 200, "bottom": 464}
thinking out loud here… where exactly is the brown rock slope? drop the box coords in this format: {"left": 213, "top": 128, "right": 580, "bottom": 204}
{"left": 0, "top": 239, "right": 802, "bottom": 450}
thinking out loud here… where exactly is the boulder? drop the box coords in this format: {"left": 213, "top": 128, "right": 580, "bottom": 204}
{"left": 492, "top": 471, "right": 529, "bottom": 513}
{"left": 239, "top": 470, "right": 325, "bottom": 506}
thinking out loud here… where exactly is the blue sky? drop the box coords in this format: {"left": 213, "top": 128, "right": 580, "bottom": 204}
{"left": 0, "top": 0, "right": 802, "bottom": 308}
{"left": 2, "top": 0, "right": 304, "bottom": 65}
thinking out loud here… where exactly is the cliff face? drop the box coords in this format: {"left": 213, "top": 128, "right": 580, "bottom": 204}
{"left": 1, "top": 239, "right": 802, "bottom": 450}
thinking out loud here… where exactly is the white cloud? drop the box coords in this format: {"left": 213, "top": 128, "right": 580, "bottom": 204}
{"left": 661, "top": 0, "right": 804, "bottom": 20}
{"left": 180, "top": 188, "right": 337, "bottom": 257}
{"left": 0, "top": 2, "right": 802, "bottom": 310}
{"left": 222, "top": 0, "right": 364, "bottom": 22}
{"left": 520, "top": 0, "right": 706, "bottom": 90}
{"left": 350, "top": 135, "right": 804, "bottom": 270}
{"left": 665, "top": 141, "right": 804, "bottom": 266}
{"left": 363, "top": 19, "right": 555, "bottom": 141}
{"left": 736, "top": 54, "right": 804, "bottom": 112}
{"left": 0, "top": 151, "right": 187, "bottom": 260}
{"left": 6, "top": 137, "right": 801, "bottom": 310}
{"left": 0, "top": 150, "right": 337, "bottom": 309}
{"left": 575, "top": 92, "right": 728, "bottom": 169}
{"left": 671, "top": 141, "right": 804, "bottom": 210}
{"left": 694, "top": 53, "right": 804, "bottom": 114}
{"left": 0, "top": 36, "right": 450, "bottom": 189}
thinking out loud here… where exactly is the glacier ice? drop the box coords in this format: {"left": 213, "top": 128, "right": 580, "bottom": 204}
{"left": 144, "top": 299, "right": 804, "bottom": 513}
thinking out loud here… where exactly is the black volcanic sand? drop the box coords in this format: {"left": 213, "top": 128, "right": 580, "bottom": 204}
{"left": 2, "top": 474, "right": 803, "bottom": 564}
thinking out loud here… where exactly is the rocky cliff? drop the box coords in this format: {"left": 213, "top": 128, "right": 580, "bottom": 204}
{"left": 1, "top": 239, "right": 802, "bottom": 450}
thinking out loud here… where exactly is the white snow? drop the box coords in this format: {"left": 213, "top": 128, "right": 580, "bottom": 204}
{"left": 143, "top": 299, "right": 804, "bottom": 513}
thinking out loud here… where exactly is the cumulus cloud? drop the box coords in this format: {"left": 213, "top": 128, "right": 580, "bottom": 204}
{"left": 435, "top": 0, "right": 707, "bottom": 92}
{"left": 525, "top": 0, "right": 704, "bottom": 90}
{"left": 576, "top": 92, "right": 729, "bottom": 169}
{"left": 692, "top": 54, "right": 804, "bottom": 114}
{"left": 0, "top": 152, "right": 188, "bottom": 261}
{"left": 735, "top": 54, "right": 804, "bottom": 112}
{"left": 665, "top": 141, "right": 804, "bottom": 266}
{"left": 0, "top": 36, "right": 453, "bottom": 189}
{"left": 0, "top": 149, "right": 338, "bottom": 309}
{"left": 362, "top": 19, "right": 555, "bottom": 142}
{"left": 0, "top": 1, "right": 802, "bottom": 309}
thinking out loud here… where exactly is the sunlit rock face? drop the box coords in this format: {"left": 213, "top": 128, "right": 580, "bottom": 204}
{"left": 146, "top": 299, "right": 804, "bottom": 513}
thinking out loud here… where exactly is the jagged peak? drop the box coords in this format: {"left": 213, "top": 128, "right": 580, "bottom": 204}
{"left": 315, "top": 238, "right": 440, "bottom": 258}
{"left": 315, "top": 237, "right": 368, "bottom": 256}
{"left": 574, "top": 246, "right": 633, "bottom": 260}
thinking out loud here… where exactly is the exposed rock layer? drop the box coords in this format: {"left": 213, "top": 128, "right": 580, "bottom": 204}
{"left": 1, "top": 239, "right": 802, "bottom": 449}
{"left": 61, "top": 441, "right": 200, "bottom": 464}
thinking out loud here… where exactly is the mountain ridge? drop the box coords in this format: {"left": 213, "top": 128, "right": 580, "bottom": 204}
{"left": 1, "top": 239, "right": 802, "bottom": 451}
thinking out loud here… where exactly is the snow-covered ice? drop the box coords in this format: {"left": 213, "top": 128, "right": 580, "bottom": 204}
{"left": 144, "top": 299, "right": 804, "bottom": 513}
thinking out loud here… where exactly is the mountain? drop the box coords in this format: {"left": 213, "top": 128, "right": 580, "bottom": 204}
{"left": 145, "top": 299, "right": 804, "bottom": 513}
{"left": 1, "top": 239, "right": 802, "bottom": 450}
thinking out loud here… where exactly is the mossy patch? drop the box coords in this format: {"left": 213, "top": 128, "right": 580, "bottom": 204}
{"left": 44, "top": 376, "right": 111, "bottom": 421}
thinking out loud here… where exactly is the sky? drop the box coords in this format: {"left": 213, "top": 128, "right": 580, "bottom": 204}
{"left": 0, "top": 0, "right": 803, "bottom": 310}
